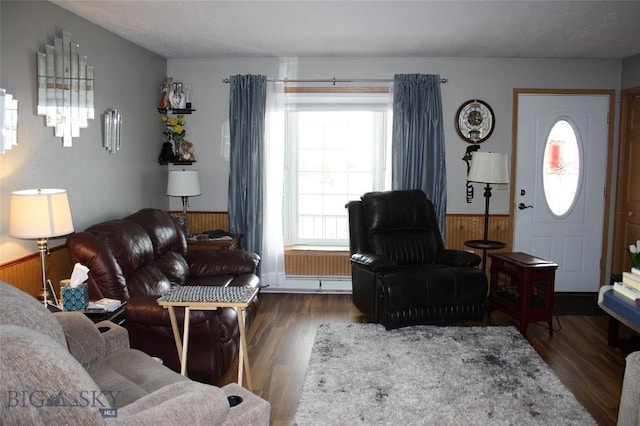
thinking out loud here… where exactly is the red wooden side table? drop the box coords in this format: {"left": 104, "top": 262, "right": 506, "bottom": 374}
{"left": 488, "top": 252, "right": 558, "bottom": 337}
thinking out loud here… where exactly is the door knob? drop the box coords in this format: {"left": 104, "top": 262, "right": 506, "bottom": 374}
{"left": 518, "top": 203, "right": 533, "bottom": 210}
{"left": 629, "top": 211, "right": 635, "bottom": 217}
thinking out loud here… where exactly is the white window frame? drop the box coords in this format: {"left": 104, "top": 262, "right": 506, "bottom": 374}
{"left": 282, "top": 91, "right": 391, "bottom": 247}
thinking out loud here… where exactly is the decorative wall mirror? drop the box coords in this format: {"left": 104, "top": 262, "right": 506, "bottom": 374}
{"left": 0, "top": 88, "right": 18, "bottom": 154}
{"left": 103, "top": 109, "right": 122, "bottom": 153}
{"left": 37, "top": 30, "right": 94, "bottom": 146}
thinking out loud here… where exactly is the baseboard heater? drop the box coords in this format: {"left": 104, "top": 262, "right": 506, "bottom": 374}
{"left": 262, "top": 275, "right": 352, "bottom": 294}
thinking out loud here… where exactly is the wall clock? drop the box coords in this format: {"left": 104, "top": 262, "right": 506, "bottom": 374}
{"left": 455, "top": 99, "right": 494, "bottom": 143}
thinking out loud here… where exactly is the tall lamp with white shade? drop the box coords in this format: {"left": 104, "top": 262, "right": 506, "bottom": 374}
{"left": 466, "top": 152, "right": 510, "bottom": 271}
{"left": 167, "top": 169, "right": 201, "bottom": 237}
{"left": 9, "top": 189, "right": 74, "bottom": 305}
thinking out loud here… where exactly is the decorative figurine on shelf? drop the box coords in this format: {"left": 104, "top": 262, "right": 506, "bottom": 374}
{"left": 159, "top": 114, "right": 187, "bottom": 163}
{"left": 178, "top": 140, "right": 195, "bottom": 162}
{"left": 160, "top": 77, "right": 172, "bottom": 109}
{"left": 184, "top": 85, "right": 192, "bottom": 109}
{"left": 158, "top": 142, "right": 176, "bottom": 164}
{"left": 169, "top": 81, "right": 186, "bottom": 109}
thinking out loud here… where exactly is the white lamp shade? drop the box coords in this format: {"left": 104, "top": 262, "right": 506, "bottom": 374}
{"left": 468, "top": 152, "right": 510, "bottom": 184}
{"left": 9, "top": 189, "right": 74, "bottom": 239}
{"left": 167, "top": 170, "right": 201, "bottom": 197}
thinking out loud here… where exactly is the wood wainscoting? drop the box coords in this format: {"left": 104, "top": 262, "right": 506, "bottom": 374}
{"left": 0, "top": 211, "right": 511, "bottom": 295}
{"left": 0, "top": 246, "right": 71, "bottom": 299}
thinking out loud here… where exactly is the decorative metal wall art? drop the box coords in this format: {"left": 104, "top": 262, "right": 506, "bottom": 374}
{"left": 37, "top": 30, "right": 94, "bottom": 146}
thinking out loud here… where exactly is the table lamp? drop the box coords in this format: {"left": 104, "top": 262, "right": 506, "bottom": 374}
{"left": 468, "top": 152, "right": 510, "bottom": 270}
{"left": 9, "top": 189, "right": 74, "bottom": 305}
{"left": 167, "top": 169, "right": 201, "bottom": 237}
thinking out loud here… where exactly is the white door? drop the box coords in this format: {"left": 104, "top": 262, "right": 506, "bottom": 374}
{"left": 514, "top": 94, "right": 610, "bottom": 292}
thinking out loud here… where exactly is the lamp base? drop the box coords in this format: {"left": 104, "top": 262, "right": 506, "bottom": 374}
{"left": 40, "top": 289, "right": 51, "bottom": 305}
{"left": 37, "top": 238, "right": 49, "bottom": 306}
{"left": 174, "top": 212, "right": 190, "bottom": 237}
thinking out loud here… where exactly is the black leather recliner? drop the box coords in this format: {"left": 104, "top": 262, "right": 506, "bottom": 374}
{"left": 346, "top": 190, "right": 488, "bottom": 329}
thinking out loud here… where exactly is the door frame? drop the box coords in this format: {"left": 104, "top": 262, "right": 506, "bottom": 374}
{"left": 511, "top": 88, "right": 616, "bottom": 287}
{"left": 611, "top": 86, "right": 640, "bottom": 274}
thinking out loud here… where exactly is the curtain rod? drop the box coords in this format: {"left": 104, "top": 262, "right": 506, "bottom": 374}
{"left": 222, "top": 77, "right": 448, "bottom": 85}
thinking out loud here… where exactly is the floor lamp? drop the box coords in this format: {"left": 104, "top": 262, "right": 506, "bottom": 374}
{"left": 9, "top": 189, "right": 74, "bottom": 305}
{"left": 467, "top": 152, "right": 510, "bottom": 271}
{"left": 167, "top": 169, "right": 201, "bottom": 237}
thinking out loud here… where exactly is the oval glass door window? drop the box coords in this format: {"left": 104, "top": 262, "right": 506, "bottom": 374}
{"left": 542, "top": 119, "right": 581, "bottom": 217}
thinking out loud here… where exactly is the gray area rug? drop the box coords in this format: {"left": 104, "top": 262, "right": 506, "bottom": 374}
{"left": 295, "top": 324, "right": 595, "bottom": 425}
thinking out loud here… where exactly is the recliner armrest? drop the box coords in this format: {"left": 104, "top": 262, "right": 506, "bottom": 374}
{"left": 436, "top": 249, "right": 481, "bottom": 267}
{"left": 350, "top": 253, "right": 397, "bottom": 271}
{"left": 186, "top": 249, "right": 260, "bottom": 276}
{"left": 54, "top": 312, "right": 106, "bottom": 366}
{"left": 95, "top": 320, "right": 130, "bottom": 355}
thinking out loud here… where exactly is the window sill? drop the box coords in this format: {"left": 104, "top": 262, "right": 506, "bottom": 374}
{"left": 285, "top": 245, "right": 349, "bottom": 252}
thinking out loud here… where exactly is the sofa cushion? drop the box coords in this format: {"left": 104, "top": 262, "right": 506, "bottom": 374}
{"left": 125, "top": 208, "right": 188, "bottom": 258}
{"left": 84, "top": 220, "right": 174, "bottom": 297}
{"left": 87, "top": 348, "right": 192, "bottom": 407}
{"left": 381, "top": 265, "right": 488, "bottom": 310}
{"left": 127, "top": 208, "right": 190, "bottom": 288}
{"left": 117, "top": 381, "right": 229, "bottom": 425}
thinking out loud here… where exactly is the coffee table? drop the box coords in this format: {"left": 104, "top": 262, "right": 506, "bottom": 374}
{"left": 158, "top": 285, "right": 258, "bottom": 389}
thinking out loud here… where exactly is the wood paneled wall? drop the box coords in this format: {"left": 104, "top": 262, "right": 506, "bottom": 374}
{"left": 446, "top": 214, "right": 512, "bottom": 252}
{"left": 0, "top": 211, "right": 511, "bottom": 295}
{"left": 0, "top": 247, "right": 71, "bottom": 298}
{"left": 170, "top": 211, "right": 230, "bottom": 234}
{"left": 285, "top": 250, "right": 351, "bottom": 276}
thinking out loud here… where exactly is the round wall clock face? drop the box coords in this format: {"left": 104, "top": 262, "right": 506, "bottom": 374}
{"left": 455, "top": 99, "right": 495, "bottom": 143}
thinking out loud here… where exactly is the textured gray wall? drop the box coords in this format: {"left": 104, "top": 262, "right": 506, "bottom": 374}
{"left": 0, "top": 1, "right": 167, "bottom": 261}
{"left": 168, "top": 55, "right": 622, "bottom": 215}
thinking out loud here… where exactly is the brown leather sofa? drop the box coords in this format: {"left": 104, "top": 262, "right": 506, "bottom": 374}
{"left": 347, "top": 190, "right": 488, "bottom": 330}
{"left": 67, "top": 208, "right": 260, "bottom": 385}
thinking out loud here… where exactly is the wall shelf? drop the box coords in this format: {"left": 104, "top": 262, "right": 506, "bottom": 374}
{"left": 159, "top": 160, "right": 196, "bottom": 166}
{"left": 158, "top": 108, "right": 196, "bottom": 114}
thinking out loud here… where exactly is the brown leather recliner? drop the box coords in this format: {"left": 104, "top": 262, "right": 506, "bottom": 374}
{"left": 67, "top": 208, "right": 260, "bottom": 385}
{"left": 347, "top": 190, "right": 488, "bottom": 330}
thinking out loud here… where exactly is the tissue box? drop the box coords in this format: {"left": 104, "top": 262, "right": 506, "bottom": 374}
{"left": 61, "top": 281, "right": 89, "bottom": 311}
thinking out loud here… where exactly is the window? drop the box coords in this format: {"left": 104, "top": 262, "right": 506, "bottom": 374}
{"left": 542, "top": 119, "right": 582, "bottom": 217}
{"left": 283, "top": 91, "right": 391, "bottom": 246}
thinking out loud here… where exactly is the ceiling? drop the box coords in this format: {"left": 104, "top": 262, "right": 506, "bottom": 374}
{"left": 50, "top": 1, "right": 640, "bottom": 60}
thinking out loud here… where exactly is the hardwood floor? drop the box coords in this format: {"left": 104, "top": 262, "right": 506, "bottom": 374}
{"left": 218, "top": 293, "right": 638, "bottom": 426}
